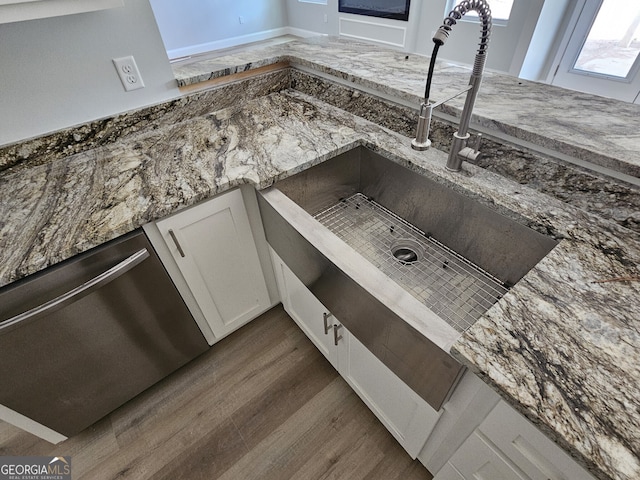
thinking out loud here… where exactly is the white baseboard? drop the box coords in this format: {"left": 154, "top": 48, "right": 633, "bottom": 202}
{"left": 167, "top": 27, "right": 323, "bottom": 60}
{"left": 285, "top": 27, "right": 324, "bottom": 38}
{"left": 167, "top": 27, "right": 288, "bottom": 60}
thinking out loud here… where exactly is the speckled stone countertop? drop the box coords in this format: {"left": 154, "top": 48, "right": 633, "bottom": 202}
{"left": 173, "top": 37, "right": 640, "bottom": 179}
{"left": 1, "top": 38, "right": 639, "bottom": 480}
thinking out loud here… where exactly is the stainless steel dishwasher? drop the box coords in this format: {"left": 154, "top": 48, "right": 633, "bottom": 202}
{"left": 0, "top": 229, "right": 209, "bottom": 437}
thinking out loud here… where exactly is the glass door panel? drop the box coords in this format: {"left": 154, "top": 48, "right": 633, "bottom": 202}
{"left": 572, "top": 0, "right": 640, "bottom": 78}
{"left": 552, "top": 0, "right": 640, "bottom": 102}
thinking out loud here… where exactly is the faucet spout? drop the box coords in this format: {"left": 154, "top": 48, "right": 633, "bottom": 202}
{"left": 412, "top": 0, "right": 492, "bottom": 172}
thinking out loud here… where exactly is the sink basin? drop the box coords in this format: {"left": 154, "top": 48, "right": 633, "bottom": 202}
{"left": 258, "top": 146, "right": 557, "bottom": 410}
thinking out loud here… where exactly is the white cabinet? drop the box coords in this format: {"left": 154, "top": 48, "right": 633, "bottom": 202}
{"left": 418, "top": 370, "right": 500, "bottom": 473}
{"left": 270, "top": 247, "right": 441, "bottom": 458}
{"left": 477, "top": 402, "right": 596, "bottom": 480}
{"left": 435, "top": 399, "right": 596, "bottom": 480}
{"left": 435, "top": 463, "right": 466, "bottom": 480}
{"left": 0, "top": 0, "right": 123, "bottom": 24}
{"left": 275, "top": 254, "right": 338, "bottom": 368}
{"left": 146, "top": 187, "right": 273, "bottom": 344}
{"left": 269, "top": 248, "right": 595, "bottom": 479}
{"left": 436, "top": 431, "right": 528, "bottom": 480}
{"left": 336, "top": 323, "right": 441, "bottom": 458}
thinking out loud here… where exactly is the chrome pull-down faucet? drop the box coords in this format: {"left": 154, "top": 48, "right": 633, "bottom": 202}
{"left": 412, "top": 0, "right": 492, "bottom": 172}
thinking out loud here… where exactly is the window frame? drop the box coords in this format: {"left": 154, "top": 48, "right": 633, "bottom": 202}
{"left": 444, "top": 0, "right": 514, "bottom": 27}
{"left": 550, "top": 0, "right": 640, "bottom": 103}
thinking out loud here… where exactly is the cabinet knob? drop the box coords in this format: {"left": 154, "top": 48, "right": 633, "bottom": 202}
{"left": 333, "top": 324, "right": 343, "bottom": 346}
{"left": 323, "top": 312, "right": 333, "bottom": 335}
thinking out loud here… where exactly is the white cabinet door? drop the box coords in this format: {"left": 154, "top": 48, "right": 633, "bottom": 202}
{"left": 269, "top": 247, "right": 439, "bottom": 458}
{"left": 336, "top": 327, "right": 440, "bottom": 458}
{"left": 433, "top": 463, "right": 466, "bottom": 480}
{"left": 156, "top": 188, "right": 271, "bottom": 341}
{"left": 478, "top": 401, "right": 596, "bottom": 480}
{"left": 439, "top": 432, "right": 528, "bottom": 480}
{"left": 270, "top": 249, "right": 338, "bottom": 368}
{"left": 433, "top": 398, "right": 597, "bottom": 480}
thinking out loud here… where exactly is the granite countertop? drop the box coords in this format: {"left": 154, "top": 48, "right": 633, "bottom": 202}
{"left": 173, "top": 36, "right": 640, "bottom": 178}
{"left": 1, "top": 38, "right": 639, "bottom": 480}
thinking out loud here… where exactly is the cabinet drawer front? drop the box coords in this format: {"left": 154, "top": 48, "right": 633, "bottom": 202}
{"left": 479, "top": 402, "right": 595, "bottom": 480}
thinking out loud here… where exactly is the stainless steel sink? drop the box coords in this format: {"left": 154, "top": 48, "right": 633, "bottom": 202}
{"left": 258, "top": 146, "right": 557, "bottom": 410}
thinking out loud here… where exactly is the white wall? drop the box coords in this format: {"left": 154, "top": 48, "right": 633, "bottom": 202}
{"left": 0, "top": 0, "right": 179, "bottom": 147}
{"left": 0, "top": 0, "right": 590, "bottom": 148}
{"left": 149, "top": 0, "right": 288, "bottom": 59}
{"left": 285, "top": 0, "right": 335, "bottom": 36}
{"left": 147, "top": 0, "right": 566, "bottom": 80}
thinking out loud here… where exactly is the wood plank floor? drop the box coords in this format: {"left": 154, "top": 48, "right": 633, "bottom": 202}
{"left": 0, "top": 305, "right": 433, "bottom": 479}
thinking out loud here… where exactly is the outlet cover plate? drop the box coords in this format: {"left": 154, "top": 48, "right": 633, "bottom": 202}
{"left": 113, "top": 56, "right": 145, "bottom": 92}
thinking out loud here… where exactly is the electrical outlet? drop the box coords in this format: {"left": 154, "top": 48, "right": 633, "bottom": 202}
{"left": 112, "top": 56, "right": 145, "bottom": 92}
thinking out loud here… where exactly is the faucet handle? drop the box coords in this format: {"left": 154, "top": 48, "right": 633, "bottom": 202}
{"left": 467, "top": 133, "right": 483, "bottom": 152}
{"left": 456, "top": 133, "right": 483, "bottom": 166}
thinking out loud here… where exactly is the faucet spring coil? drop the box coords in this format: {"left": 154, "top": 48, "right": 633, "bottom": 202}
{"left": 442, "top": 0, "right": 492, "bottom": 55}
{"left": 472, "top": 52, "right": 487, "bottom": 76}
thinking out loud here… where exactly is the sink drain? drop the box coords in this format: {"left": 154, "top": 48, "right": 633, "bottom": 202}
{"left": 393, "top": 247, "right": 418, "bottom": 264}
{"left": 391, "top": 240, "right": 424, "bottom": 265}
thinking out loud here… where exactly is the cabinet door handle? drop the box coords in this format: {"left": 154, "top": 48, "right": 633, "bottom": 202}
{"left": 333, "top": 323, "right": 343, "bottom": 346}
{"left": 323, "top": 312, "right": 333, "bottom": 335}
{"left": 168, "top": 229, "right": 186, "bottom": 258}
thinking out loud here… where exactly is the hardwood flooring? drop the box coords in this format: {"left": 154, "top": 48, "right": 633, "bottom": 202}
{"left": 0, "top": 305, "right": 433, "bottom": 479}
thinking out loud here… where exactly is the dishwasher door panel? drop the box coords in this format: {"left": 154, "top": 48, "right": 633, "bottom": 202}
{"left": 0, "top": 231, "right": 209, "bottom": 437}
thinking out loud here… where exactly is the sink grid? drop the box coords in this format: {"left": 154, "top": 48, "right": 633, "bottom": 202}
{"left": 314, "top": 193, "right": 509, "bottom": 333}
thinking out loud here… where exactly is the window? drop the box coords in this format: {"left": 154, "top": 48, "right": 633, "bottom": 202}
{"left": 572, "top": 0, "right": 640, "bottom": 78}
{"left": 444, "top": 0, "right": 514, "bottom": 26}
{"left": 551, "top": 0, "right": 640, "bottom": 103}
